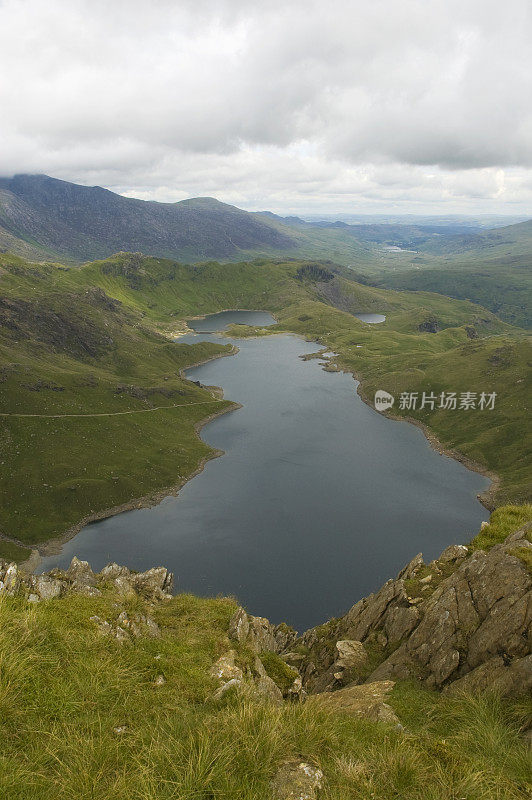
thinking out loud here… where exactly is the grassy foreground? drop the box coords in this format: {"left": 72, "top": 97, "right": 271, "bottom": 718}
{"left": 0, "top": 511, "right": 531, "bottom": 799}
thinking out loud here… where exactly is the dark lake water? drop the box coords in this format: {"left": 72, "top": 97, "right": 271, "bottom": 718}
{"left": 38, "top": 310, "right": 490, "bottom": 632}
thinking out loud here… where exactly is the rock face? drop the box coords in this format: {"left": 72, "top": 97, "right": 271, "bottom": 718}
{"left": 0, "top": 558, "right": 174, "bottom": 604}
{"left": 228, "top": 606, "right": 297, "bottom": 654}
{"left": 291, "top": 524, "right": 532, "bottom": 697}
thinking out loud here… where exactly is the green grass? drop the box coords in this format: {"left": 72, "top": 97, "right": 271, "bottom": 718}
{"left": 1, "top": 251, "right": 530, "bottom": 551}
{"left": 0, "top": 585, "right": 530, "bottom": 799}
{"left": 469, "top": 505, "right": 532, "bottom": 550}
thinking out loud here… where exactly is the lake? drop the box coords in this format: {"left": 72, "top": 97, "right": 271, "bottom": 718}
{"left": 38, "top": 310, "right": 490, "bottom": 632}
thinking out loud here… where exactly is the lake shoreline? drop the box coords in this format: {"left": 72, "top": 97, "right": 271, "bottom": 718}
{"left": 19, "top": 342, "right": 243, "bottom": 570}
{"left": 20, "top": 308, "right": 496, "bottom": 570}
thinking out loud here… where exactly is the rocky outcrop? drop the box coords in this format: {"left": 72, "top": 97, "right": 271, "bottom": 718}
{"left": 228, "top": 606, "right": 297, "bottom": 654}
{"left": 0, "top": 557, "right": 174, "bottom": 604}
{"left": 290, "top": 524, "right": 532, "bottom": 697}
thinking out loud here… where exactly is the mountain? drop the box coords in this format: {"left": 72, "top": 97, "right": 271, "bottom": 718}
{"left": 0, "top": 174, "right": 297, "bottom": 263}
{"left": 375, "top": 218, "right": 532, "bottom": 328}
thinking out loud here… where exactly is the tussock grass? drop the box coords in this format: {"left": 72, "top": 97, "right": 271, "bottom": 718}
{"left": 0, "top": 588, "right": 529, "bottom": 798}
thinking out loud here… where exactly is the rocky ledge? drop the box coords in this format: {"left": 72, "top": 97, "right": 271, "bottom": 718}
{"left": 226, "top": 523, "right": 532, "bottom": 699}
{"left": 1, "top": 523, "right": 530, "bottom": 702}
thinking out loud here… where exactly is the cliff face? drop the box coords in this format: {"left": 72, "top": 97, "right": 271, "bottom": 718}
{"left": 227, "top": 523, "right": 532, "bottom": 699}
{"left": 1, "top": 523, "right": 531, "bottom": 701}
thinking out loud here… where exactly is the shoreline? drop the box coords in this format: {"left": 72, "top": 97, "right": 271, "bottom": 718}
{"left": 18, "top": 336, "right": 244, "bottom": 570}
{"left": 18, "top": 310, "right": 499, "bottom": 567}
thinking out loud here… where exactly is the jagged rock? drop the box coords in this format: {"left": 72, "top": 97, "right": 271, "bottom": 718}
{"left": 308, "top": 680, "right": 399, "bottom": 725}
{"left": 112, "top": 576, "right": 136, "bottom": 597}
{"left": 398, "top": 553, "right": 424, "bottom": 580}
{"left": 228, "top": 607, "right": 297, "bottom": 653}
{"left": 444, "top": 655, "right": 532, "bottom": 696}
{"left": 438, "top": 544, "right": 468, "bottom": 563}
{"left": 252, "top": 656, "right": 283, "bottom": 705}
{"left": 133, "top": 567, "right": 173, "bottom": 600}
{"left": 384, "top": 604, "right": 420, "bottom": 642}
{"left": 271, "top": 760, "right": 323, "bottom": 800}
{"left": 66, "top": 557, "right": 96, "bottom": 588}
{"left": 32, "top": 575, "right": 63, "bottom": 601}
{"left": 209, "top": 651, "right": 244, "bottom": 683}
{"left": 291, "top": 524, "right": 531, "bottom": 697}
{"left": 335, "top": 640, "right": 368, "bottom": 671}
{"left": 228, "top": 606, "right": 250, "bottom": 643}
{"left": 368, "top": 527, "right": 532, "bottom": 691}
{"left": 100, "top": 563, "right": 131, "bottom": 580}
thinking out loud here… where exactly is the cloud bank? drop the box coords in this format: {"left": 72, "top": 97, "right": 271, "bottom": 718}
{"left": 1, "top": 0, "right": 531, "bottom": 213}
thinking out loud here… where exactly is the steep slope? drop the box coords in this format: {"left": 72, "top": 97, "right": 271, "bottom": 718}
{"left": 0, "top": 507, "right": 530, "bottom": 799}
{"left": 0, "top": 174, "right": 296, "bottom": 263}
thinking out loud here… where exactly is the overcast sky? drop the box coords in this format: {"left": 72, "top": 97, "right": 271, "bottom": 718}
{"left": 1, "top": 0, "right": 531, "bottom": 214}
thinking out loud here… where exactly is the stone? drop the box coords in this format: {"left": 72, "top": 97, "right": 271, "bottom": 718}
{"left": 100, "top": 563, "right": 131, "bottom": 580}
{"left": 335, "top": 640, "right": 368, "bottom": 671}
{"left": 252, "top": 656, "right": 283, "bottom": 705}
{"left": 209, "top": 651, "right": 244, "bottom": 683}
{"left": 3, "top": 563, "right": 19, "bottom": 595}
{"left": 153, "top": 674, "right": 166, "bottom": 687}
{"left": 66, "top": 557, "right": 96, "bottom": 588}
{"left": 444, "top": 655, "right": 532, "bottom": 696}
{"left": 212, "top": 678, "right": 243, "bottom": 701}
{"left": 438, "top": 545, "right": 469, "bottom": 563}
{"left": 113, "top": 576, "right": 136, "bottom": 597}
{"left": 287, "top": 676, "right": 307, "bottom": 703}
{"left": 33, "top": 575, "right": 62, "bottom": 600}
{"left": 398, "top": 553, "right": 424, "bottom": 580}
{"left": 228, "top": 606, "right": 250, "bottom": 643}
{"left": 308, "top": 680, "right": 399, "bottom": 725}
{"left": 271, "top": 760, "right": 323, "bottom": 800}
{"left": 133, "top": 567, "right": 173, "bottom": 599}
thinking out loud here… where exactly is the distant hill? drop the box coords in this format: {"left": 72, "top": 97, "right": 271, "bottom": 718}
{"left": 417, "top": 218, "right": 532, "bottom": 258}
{"left": 376, "top": 218, "right": 532, "bottom": 328}
{"left": 0, "top": 174, "right": 297, "bottom": 263}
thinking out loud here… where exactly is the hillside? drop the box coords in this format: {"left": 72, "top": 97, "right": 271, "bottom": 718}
{"left": 0, "top": 251, "right": 530, "bottom": 563}
{"left": 368, "top": 219, "right": 532, "bottom": 328}
{"left": 0, "top": 175, "right": 297, "bottom": 263}
{"left": 0, "top": 506, "right": 530, "bottom": 799}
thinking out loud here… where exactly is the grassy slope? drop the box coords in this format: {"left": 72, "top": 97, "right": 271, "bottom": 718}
{"left": 0, "top": 253, "right": 530, "bottom": 556}
{"left": 0, "top": 510, "right": 530, "bottom": 800}
{"left": 372, "top": 220, "right": 532, "bottom": 328}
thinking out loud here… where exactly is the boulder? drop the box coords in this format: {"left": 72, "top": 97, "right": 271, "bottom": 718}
{"left": 271, "top": 760, "right": 323, "bottom": 800}
{"left": 307, "top": 680, "right": 399, "bottom": 725}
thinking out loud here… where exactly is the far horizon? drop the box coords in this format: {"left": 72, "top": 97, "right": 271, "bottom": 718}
{"left": 1, "top": 172, "right": 530, "bottom": 222}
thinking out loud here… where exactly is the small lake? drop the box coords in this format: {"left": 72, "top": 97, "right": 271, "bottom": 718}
{"left": 39, "top": 310, "right": 489, "bottom": 632}
{"left": 354, "top": 313, "right": 386, "bottom": 324}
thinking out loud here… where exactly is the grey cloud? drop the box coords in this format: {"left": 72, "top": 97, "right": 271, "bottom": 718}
{"left": 0, "top": 0, "right": 531, "bottom": 212}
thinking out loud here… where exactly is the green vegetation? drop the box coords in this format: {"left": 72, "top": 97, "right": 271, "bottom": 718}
{"left": 374, "top": 220, "right": 532, "bottom": 328}
{"left": 1, "top": 250, "right": 530, "bottom": 553}
{"left": 469, "top": 504, "right": 532, "bottom": 550}
{"left": 0, "top": 583, "right": 530, "bottom": 799}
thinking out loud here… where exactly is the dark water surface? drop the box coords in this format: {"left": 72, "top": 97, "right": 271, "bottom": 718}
{"left": 39, "top": 311, "right": 489, "bottom": 632}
